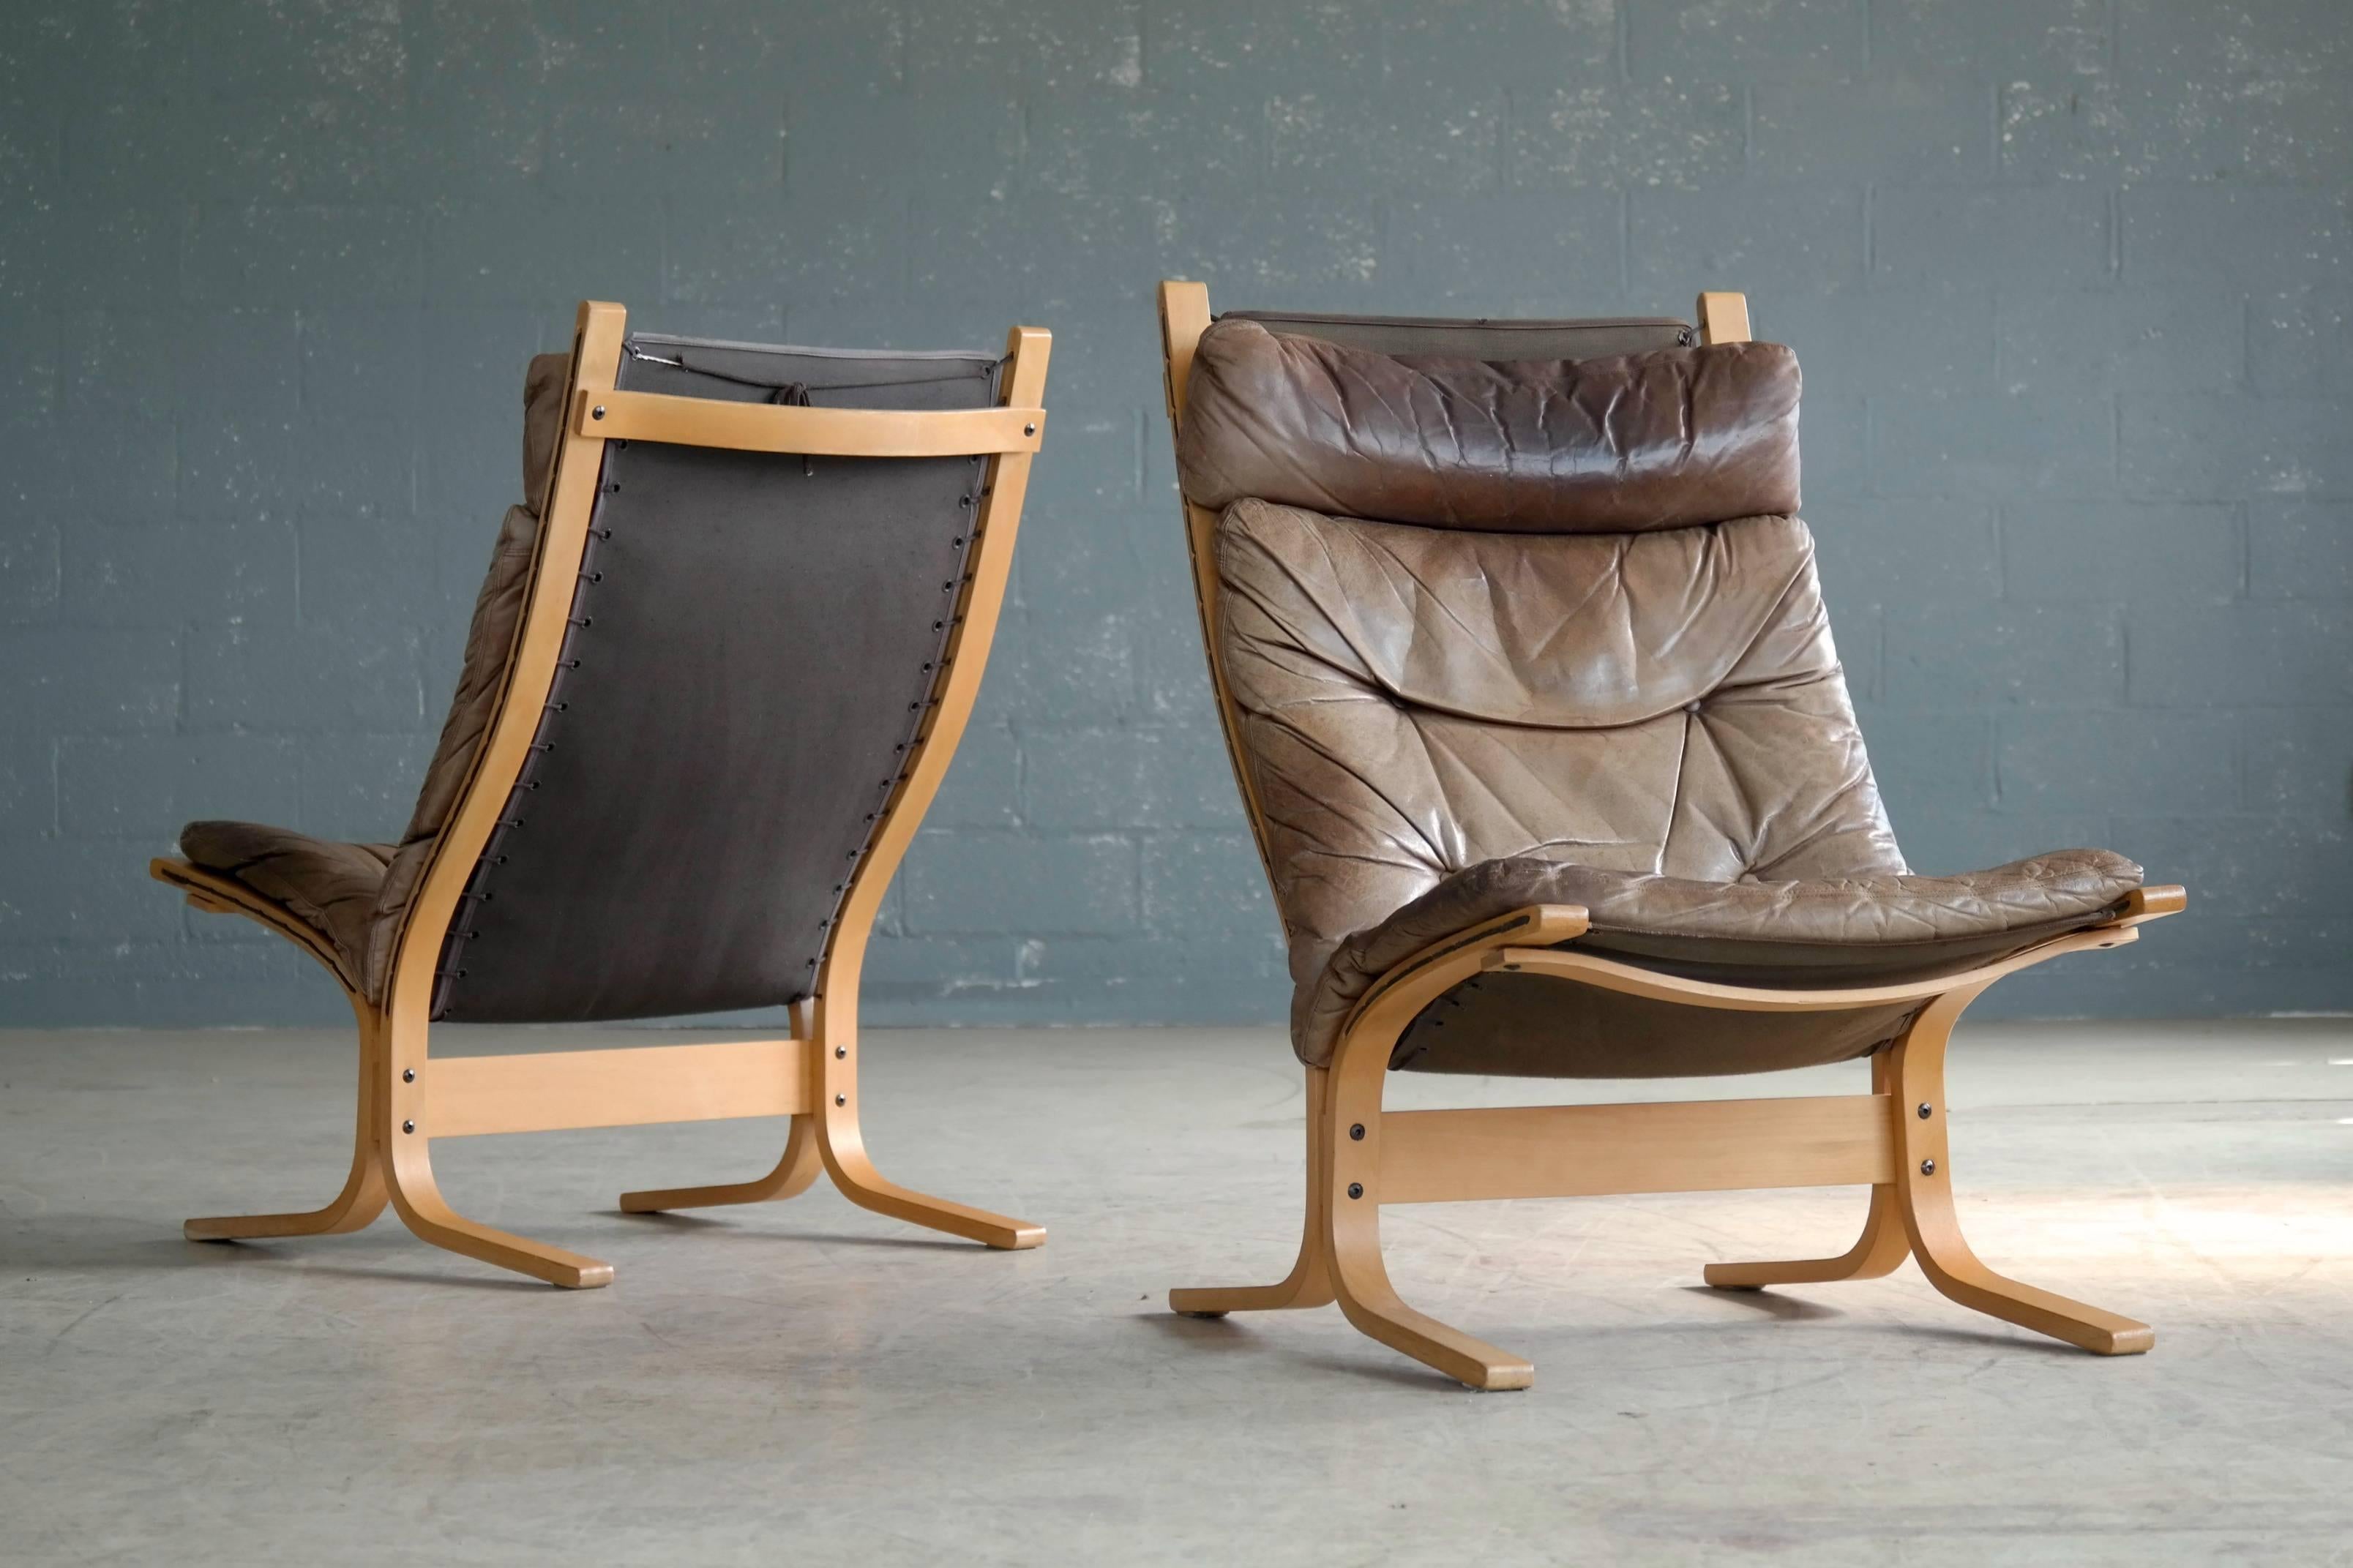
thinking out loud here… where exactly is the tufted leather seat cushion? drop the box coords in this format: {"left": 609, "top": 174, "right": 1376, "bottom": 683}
{"left": 179, "top": 352, "right": 572, "bottom": 1001}
{"left": 1189, "top": 325, "right": 2145, "bottom": 1073}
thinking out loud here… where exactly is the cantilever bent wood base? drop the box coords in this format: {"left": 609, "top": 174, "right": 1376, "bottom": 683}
{"left": 1170, "top": 889, "right": 2182, "bottom": 1389}
{"left": 153, "top": 302, "right": 1051, "bottom": 1287}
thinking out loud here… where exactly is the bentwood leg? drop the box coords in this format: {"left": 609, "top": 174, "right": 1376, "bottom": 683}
{"left": 184, "top": 989, "right": 390, "bottom": 1242}
{"left": 1172, "top": 1066, "right": 1337, "bottom": 1316}
{"left": 1704, "top": 1051, "right": 1911, "bottom": 1289}
{"left": 1325, "top": 1022, "right": 1533, "bottom": 1391}
{"left": 818, "top": 1103, "right": 1044, "bottom": 1250}
{"left": 378, "top": 1009, "right": 615, "bottom": 1289}
{"left": 806, "top": 995, "right": 1041, "bottom": 1250}
{"left": 1890, "top": 986, "right": 2153, "bottom": 1355}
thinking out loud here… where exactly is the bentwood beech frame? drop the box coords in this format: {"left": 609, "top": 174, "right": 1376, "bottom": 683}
{"left": 153, "top": 301, "right": 1051, "bottom": 1288}
{"left": 1156, "top": 279, "right": 2184, "bottom": 1389}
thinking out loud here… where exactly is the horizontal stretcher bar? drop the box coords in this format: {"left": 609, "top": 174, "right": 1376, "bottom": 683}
{"left": 573, "top": 389, "right": 1045, "bottom": 457}
{"left": 1377, "top": 1093, "right": 1895, "bottom": 1203}
{"left": 420, "top": 1038, "right": 810, "bottom": 1138}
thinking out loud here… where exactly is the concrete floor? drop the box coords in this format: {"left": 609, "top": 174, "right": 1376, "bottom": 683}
{"left": 2, "top": 1021, "right": 2349, "bottom": 1565}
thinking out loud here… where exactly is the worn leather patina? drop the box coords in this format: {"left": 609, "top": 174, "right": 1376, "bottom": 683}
{"left": 174, "top": 823, "right": 397, "bottom": 994}
{"left": 1184, "top": 322, "right": 2144, "bottom": 1074}
{"left": 1177, "top": 317, "right": 1801, "bottom": 533}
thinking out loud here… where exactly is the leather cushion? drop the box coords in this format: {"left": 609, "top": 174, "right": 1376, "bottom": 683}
{"left": 1222, "top": 498, "right": 1909, "bottom": 1049}
{"left": 1214, "top": 495, "right": 2148, "bottom": 1070}
{"left": 1306, "top": 850, "right": 2143, "bottom": 1067}
{"left": 1178, "top": 318, "right": 1800, "bottom": 533}
{"left": 178, "top": 822, "right": 396, "bottom": 995}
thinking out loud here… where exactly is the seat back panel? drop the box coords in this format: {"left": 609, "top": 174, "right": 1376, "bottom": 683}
{"left": 433, "top": 339, "right": 998, "bottom": 1023}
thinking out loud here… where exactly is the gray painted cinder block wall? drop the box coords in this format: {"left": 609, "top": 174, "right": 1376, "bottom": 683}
{"left": 1, "top": 1, "right": 2346, "bottom": 1028}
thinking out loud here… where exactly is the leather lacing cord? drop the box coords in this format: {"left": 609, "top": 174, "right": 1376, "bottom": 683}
{"left": 801, "top": 364, "right": 1000, "bottom": 1000}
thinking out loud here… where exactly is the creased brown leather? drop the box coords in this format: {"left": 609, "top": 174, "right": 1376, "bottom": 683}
{"left": 1178, "top": 318, "right": 1800, "bottom": 533}
{"left": 177, "top": 356, "right": 568, "bottom": 1004}
{"left": 521, "top": 350, "right": 569, "bottom": 510}
{"left": 178, "top": 822, "right": 397, "bottom": 994}
{"left": 1216, "top": 492, "right": 2146, "bottom": 1070}
{"left": 1320, "top": 851, "right": 2141, "bottom": 1070}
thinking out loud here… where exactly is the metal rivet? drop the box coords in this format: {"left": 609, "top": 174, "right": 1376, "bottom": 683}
{"left": 1023, "top": 422, "right": 1036, "bottom": 436}
{"left": 403, "top": 1068, "right": 415, "bottom": 1083}
{"left": 834, "top": 1093, "right": 847, "bottom": 1107}
{"left": 402, "top": 1119, "right": 416, "bottom": 1134}
{"left": 591, "top": 405, "right": 606, "bottom": 420}
{"left": 1918, "top": 1102, "right": 1933, "bottom": 1119}
{"left": 834, "top": 1046, "right": 847, "bottom": 1059}
{"left": 1346, "top": 1182, "right": 1363, "bottom": 1200}
{"left": 1349, "top": 1123, "right": 1365, "bottom": 1141}
{"left": 1920, "top": 1158, "right": 1937, "bottom": 1176}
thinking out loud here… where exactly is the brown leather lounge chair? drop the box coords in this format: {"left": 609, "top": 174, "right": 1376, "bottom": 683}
{"left": 1155, "top": 282, "right": 2184, "bottom": 1389}
{"left": 152, "top": 301, "right": 1050, "bottom": 1287}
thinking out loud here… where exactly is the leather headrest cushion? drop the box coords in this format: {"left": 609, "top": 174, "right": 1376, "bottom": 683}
{"left": 522, "top": 351, "right": 572, "bottom": 516}
{"left": 1176, "top": 318, "right": 1801, "bottom": 533}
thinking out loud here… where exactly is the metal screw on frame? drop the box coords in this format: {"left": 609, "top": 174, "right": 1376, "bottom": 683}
{"left": 402, "top": 1119, "right": 416, "bottom": 1135}
{"left": 1920, "top": 1159, "right": 1937, "bottom": 1176}
{"left": 1346, "top": 1182, "right": 1363, "bottom": 1200}
{"left": 835, "top": 1094, "right": 847, "bottom": 1107}
{"left": 1349, "top": 1123, "right": 1365, "bottom": 1141}
{"left": 1918, "top": 1102, "right": 1933, "bottom": 1119}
